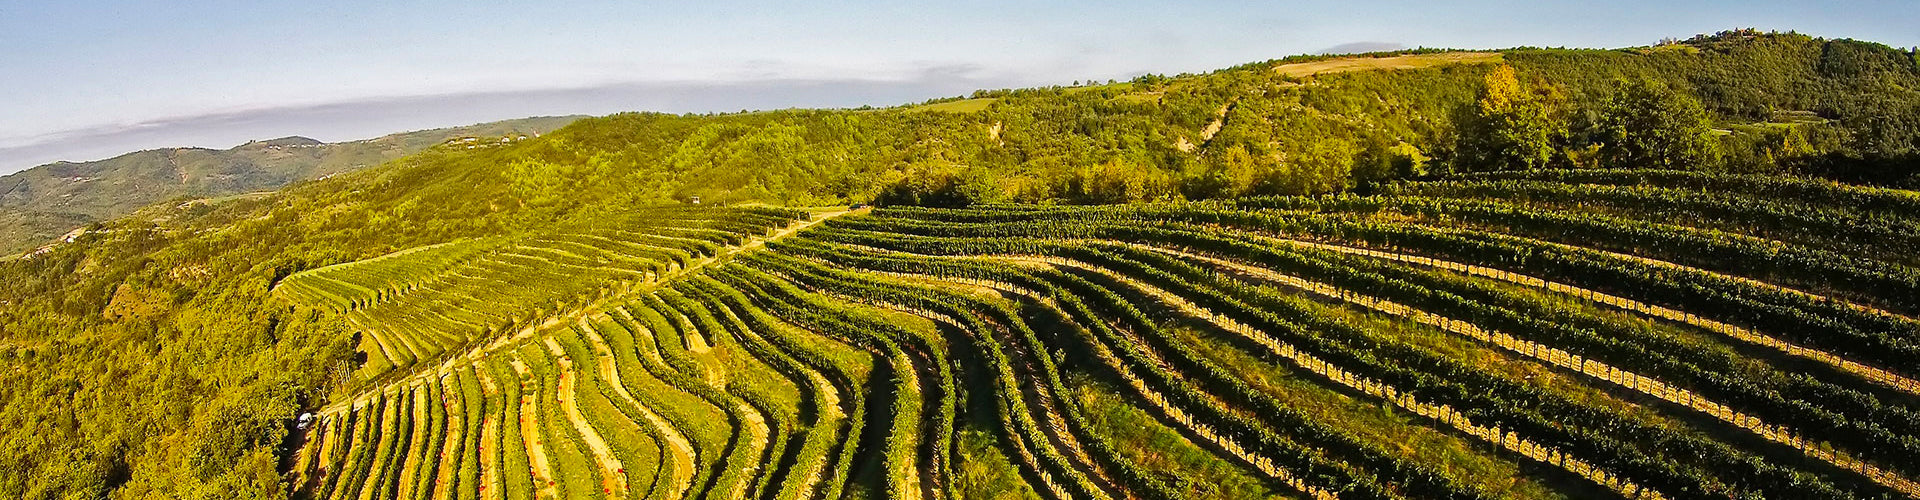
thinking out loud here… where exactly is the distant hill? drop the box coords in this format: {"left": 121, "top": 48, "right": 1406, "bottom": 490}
{"left": 0, "top": 115, "right": 581, "bottom": 255}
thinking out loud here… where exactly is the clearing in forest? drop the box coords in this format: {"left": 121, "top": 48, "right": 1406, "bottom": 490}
{"left": 1273, "top": 51, "right": 1504, "bottom": 77}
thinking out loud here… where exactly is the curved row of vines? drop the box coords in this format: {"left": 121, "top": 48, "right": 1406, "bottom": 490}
{"left": 287, "top": 171, "right": 1920, "bottom": 499}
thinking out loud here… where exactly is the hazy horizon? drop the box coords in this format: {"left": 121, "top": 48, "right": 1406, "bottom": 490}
{"left": 5, "top": 0, "right": 1917, "bottom": 174}
{"left": 0, "top": 74, "right": 1013, "bottom": 173}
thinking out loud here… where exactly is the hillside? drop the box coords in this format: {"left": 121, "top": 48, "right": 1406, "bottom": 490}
{"left": 343, "top": 30, "right": 1909, "bottom": 216}
{"left": 4, "top": 30, "right": 1920, "bottom": 500}
{"left": 287, "top": 182, "right": 1920, "bottom": 500}
{"left": 0, "top": 115, "right": 582, "bottom": 256}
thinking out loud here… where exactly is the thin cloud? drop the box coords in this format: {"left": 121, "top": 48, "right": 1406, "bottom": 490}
{"left": 0, "top": 71, "right": 1014, "bottom": 175}
{"left": 1316, "top": 41, "right": 1409, "bottom": 55}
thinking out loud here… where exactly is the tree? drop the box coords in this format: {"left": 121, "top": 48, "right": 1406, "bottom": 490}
{"left": 872, "top": 162, "right": 1002, "bottom": 208}
{"left": 1453, "top": 65, "right": 1560, "bottom": 172}
{"left": 1594, "top": 79, "right": 1722, "bottom": 169}
{"left": 506, "top": 158, "right": 571, "bottom": 207}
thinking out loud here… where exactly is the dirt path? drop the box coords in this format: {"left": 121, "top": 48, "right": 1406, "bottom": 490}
{"left": 663, "top": 303, "right": 714, "bottom": 355}
{"left": 507, "top": 357, "right": 562, "bottom": 499}
{"left": 347, "top": 313, "right": 406, "bottom": 376}
{"left": 1178, "top": 103, "right": 1232, "bottom": 153}
{"left": 290, "top": 416, "right": 333, "bottom": 496}
{"left": 1200, "top": 103, "right": 1230, "bottom": 142}
{"left": 392, "top": 386, "right": 430, "bottom": 500}
{"left": 475, "top": 366, "right": 505, "bottom": 500}
{"left": 737, "top": 210, "right": 850, "bottom": 255}
{"left": 542, "top": 337, "right": 629, "bottom": 498}
{"left": 578, "top": 316, "right": 698, "bottom": 499}
{"left": 430, "top": 374, "right": 467, "bottom": 500}
{"left": 355, "top": 389, "right": 406, "bottom": 500}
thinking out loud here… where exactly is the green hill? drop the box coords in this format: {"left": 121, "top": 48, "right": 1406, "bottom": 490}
{"left": 5, "top": 30, "right": 1920, "bottom": 500}
{"left": 340, "top": 30, "right": 1909, "bottom": 217}
{"left": 0, "top": 115, "right": 582, "bottom": 257}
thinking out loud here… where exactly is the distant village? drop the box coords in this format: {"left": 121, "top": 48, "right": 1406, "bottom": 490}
{"left": 443, "top": 133, "right": 538, "bottom": 150}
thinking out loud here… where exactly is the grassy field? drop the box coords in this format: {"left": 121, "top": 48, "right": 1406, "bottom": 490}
{"left": 1273, "top": 51, "right": 1504, "bottom": 77}
{"left": 909, "top": 98, "right": 998, "bottom": 113}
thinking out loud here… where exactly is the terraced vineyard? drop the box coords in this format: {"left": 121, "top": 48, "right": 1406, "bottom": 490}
{"left": 276, "top": 207, "right": 817, "bottom": 381}
{"left": 287, "top": 171, "right": 1920, "bottom": 500}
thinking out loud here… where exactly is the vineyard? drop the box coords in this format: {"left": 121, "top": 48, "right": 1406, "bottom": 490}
{"left": 276, "top": 207, "right": 814, "bottom": 381}
{"left": 286, "top": 171, "right": 1920, "bottom": 500}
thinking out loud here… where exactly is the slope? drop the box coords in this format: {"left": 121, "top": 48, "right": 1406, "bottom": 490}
{"left": 0, "top": 115, "right": 582, "bottom": 256}
{"left": 3, "top": 29, "right": 1920, "bottom": 499}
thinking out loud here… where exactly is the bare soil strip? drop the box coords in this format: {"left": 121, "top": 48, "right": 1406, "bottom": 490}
{"left": 1272, "top": 52, "right": 1503, "bottom": 78}
{"left": 578, "top": 316, "right": 698, "bottom": 498}
{"left": 475, "top": 366, "right": 505, "bottom": 500}
{"left": 393, "top": 386, "right": 429, "bottom": 500}
{"left": 542, "top": 337, "right": 629, "bottom": 498}
{"left": 430, "top": 373, "right": 466, "bottom": 500}
{"left": 507, "top": 357, "right": 562, "bottom": 499}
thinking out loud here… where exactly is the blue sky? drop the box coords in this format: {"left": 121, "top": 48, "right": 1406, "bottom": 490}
{"left": 2, "top": 1, "right": 1916, "bottom": 173}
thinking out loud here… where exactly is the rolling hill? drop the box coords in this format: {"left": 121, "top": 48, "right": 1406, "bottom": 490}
{"left": 0, "top": 115, "right": 582, "bottom": 257}
{"left": 4, "top": 30, "right": 1920, "bottom": 500}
